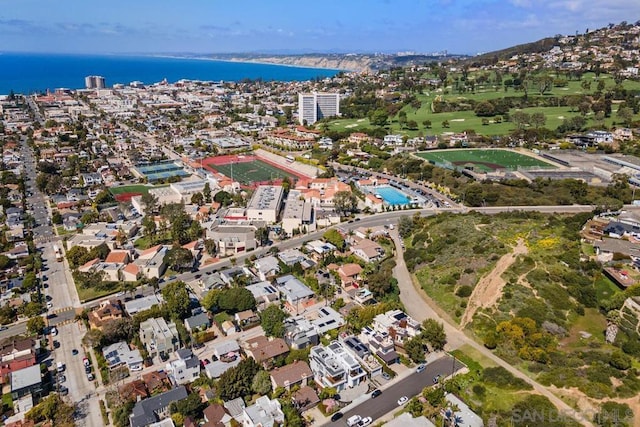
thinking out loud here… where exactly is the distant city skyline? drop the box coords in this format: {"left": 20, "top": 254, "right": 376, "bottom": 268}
{"left": 2, "top": 0, "right": 639, "bottom": 55}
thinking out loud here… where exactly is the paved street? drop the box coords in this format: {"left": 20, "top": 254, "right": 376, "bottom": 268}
{"left": 50, "top": 322, "right": 103, "bottom": 426}
{"left": 323, "top": 355, "right": 464, "bottom": 426}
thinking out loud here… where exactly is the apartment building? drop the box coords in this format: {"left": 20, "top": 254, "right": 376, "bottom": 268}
{"left": 298, "top": 92, "right": 340, "bottom": 125}
{"left": 139, "top": 317, "right": 180, "bottom": 359}
{"left": 309, "top": 341, "right": 366, "bottom": 391}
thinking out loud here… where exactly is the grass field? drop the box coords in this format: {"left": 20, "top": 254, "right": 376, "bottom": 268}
{"left": 328, "top": 72, "right": 640, "bottom": 136}
{"left": 109, "top": 184, "right": 159, "bottom": 195}
{"left": 206, "top": 159, "right": 294, "bottom": 185}
{"left": 415, "top": 149, "right": 556, "bottom": 172}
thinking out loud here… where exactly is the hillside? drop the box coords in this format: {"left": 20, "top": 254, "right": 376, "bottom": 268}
{"left": 205, "top": 53, "right": 468, "bottom": 72}
{"left": 465, "top": 37, "right": 559, "bottom": 66}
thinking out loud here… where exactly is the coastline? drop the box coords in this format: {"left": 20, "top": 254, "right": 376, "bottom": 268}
{"left": 148, "top": 53, "right": 350, "bottom": 72}
{"left": 0, "top": 52, "right": 342, "bottom": 94}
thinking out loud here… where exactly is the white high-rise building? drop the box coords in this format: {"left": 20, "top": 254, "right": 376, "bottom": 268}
{"left": 298, "top": 92, "right": 340, "bottom": 125}
{"left": 84, "top": 75, "right": 106, "bottom": 89}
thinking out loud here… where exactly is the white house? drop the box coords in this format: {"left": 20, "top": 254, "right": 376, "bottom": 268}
{"left": 166, "top": 349, "right": 200, "bottom": 386}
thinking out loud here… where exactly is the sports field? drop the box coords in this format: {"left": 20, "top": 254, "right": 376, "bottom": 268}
{"left": 415, "top": 149, "right": 556, "bottom": 172}
{"left": 204, "top": 158, "right": 295, "bottom": 186}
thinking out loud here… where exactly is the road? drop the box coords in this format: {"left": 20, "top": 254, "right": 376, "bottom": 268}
{"left": 52, "top": 322, "right": 103, "bottom": 426}
{"left": 389, "top": 227, "right": 597, "bottom": 427}
{"left": 323, "top": 355, "right": 464, "bottom": 426}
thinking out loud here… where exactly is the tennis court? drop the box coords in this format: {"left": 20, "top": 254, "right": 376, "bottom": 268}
{"left": 416, "top": 149, "right": 556, "bottom": 172}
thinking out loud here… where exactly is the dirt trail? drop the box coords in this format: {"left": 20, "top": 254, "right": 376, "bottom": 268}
{"left": 460, "top": 239, "right": 528, "bottom": 328}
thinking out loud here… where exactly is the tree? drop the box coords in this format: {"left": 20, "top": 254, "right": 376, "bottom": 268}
{"left": 21, "top": 272, "right": 37, "bottom": 291}
{"left": 536, "top": 74, "right": 554, "bottom": 95}
{"left": 23, "top": 302, "right": 43, "bottom": 317}
{"left": 161, "top": 281, "right": 191, "bottom": 320}
{"left": 251, "top": 370, "right": 272, "bottom": 395}
{"left": 333, "top": 191, "right": 358, "bottom": 216}
{"left": 474, "top": 101, "right": 496, "bottom": 117}
{"left": 0, "top": 255, "right": 9, "bottom": 270}
{"left": 140, "top": 192, "right": 159, "bottom": 214}
{"left": 213, "top": 190, "right": 233, "bottom": 206}
{"left": 164, "top": 247, "right": 194, "bottom": 272}
{"left": 203, "top": 182, "right": 212, "bottom": 203}
{"left": 282, "top": 176, "right": 292, "bottom": 192}
{"left": 82, "top": 328, "right": 104, "bottom": 349}
{"left": 617, "top": 106, "right": 634, "bottom": 127}
{"left": 94, "top": 190, "right": 115, "bottom": 205}
{"left": 169, "top": 392, "right": 205, "bottom": 419}
{"left": 51, "top": 211, "right": 63, "bottom": 225}
{"left": 369, "top": 109, "right": 389, "bottom": 127}
{"left": 260, "top": 305, "right": 289, "bottom": 337}
{"left": 442, "top": 120, "right": 450, "bottom": 128}
{"left": 256, "top": 227, "right": 270, "bottom": 246}
{"left": 421, "top": 318, "right": 447, "bottom": 351}
{"left": 26, "top": 394, "right": 75, "bottom": 426}
{"left": 102, "top": 318, "right": 135, "bottom": 345}
{"left": 217, "top": 358, "right": 260, "bottom": 401}
{"left": 423, "top": 120, "right": 432, "bottom": 129}
{"left": 405, "top": 336, "right": 425, "bottom": 363}
{"left": 26, "top": 316, "right": 45, "bottom": 335}
{"left": 323, "top": 229, "right": 346, "bottom": 251}
{"left": 142, "top": 215, "right": 157, "bottom": 239}
{"left": 217, "top": 287, "right": 256, "bottom": 313}
{"left": 530, "top": 112, "right": 546, "bottom": 129}
{"left": 191, "top": 192, "right": 204, "bottom": 206}
{"left": 512, "top": 111, "right": 530, "bottom": 130}
{"left": 66, "top": 245, "right": 90, "bottom": 268}
{"left": 201, "top": 289, "right": 220, "bottom": 312}
{"left": 204, "top": 239, "right": 217, "bottom": 256}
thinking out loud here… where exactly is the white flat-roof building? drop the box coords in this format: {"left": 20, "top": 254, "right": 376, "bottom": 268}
{"left": 298, "top": 92, "right": 340, "bottom": 125}
{"left": 282, "top": 190, "right": 313, "bottom": 236}
{"left": 246, "top": 185, "right": 284, "bottom": 224}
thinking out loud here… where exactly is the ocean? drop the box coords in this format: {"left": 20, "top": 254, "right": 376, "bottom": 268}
{"left": 0, "top": 52, "right": 340, "bottom": 95}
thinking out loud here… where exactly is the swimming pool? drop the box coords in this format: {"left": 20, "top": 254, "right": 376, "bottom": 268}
{"left": 373, "top": 186, "right": 411, "bottom": 205}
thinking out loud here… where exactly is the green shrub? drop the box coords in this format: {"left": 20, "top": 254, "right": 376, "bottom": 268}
{"left": 456, "top": 285, "right": 473, "bottom": 298}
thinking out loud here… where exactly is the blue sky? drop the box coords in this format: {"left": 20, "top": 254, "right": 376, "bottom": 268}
{"left": 1, "top": 0, "right": 639, "bottom": 54}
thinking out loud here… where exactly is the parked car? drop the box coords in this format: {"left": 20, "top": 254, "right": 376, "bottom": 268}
{"left": 416, "top": 364, "right": 426, "bottom": 373}
{"left": 359, "top": 417, "right": 373, "bottom": 426}
{"left": 397, "top": 396, "right": 408, "bottom": 406}
{"left": 59, "top": 386, "right": 68, "bottom": 396}
{"left": 433, "top": 374, "right": 441, "bottom": 384}
{"left": 346, "top": 415, "right": 362, "bottom": 427}
{"left": 87, "top": 373, "right": 94, "bottom": 381}
{"left": 71, "top": 349, "right": 79, "bottom": 356}
{"left": 330, "top": 412, "right": 343, "bottom": 422}
{"left": 381, "top": 372, "right": 391, "bottom": 380}
{"left": 371, "top": 389, "right": 382, "bottom": 398}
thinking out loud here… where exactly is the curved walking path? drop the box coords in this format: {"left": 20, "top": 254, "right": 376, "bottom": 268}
{"left": 460, "top": 238, "right": 528, "bottom": 328}
{"left": 390, "top": 229, "right": 594, "bottom": 427}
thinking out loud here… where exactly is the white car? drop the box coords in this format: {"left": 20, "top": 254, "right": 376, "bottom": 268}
{"left": 50, "top": 327, "right": 58, "bottom": 336}
{"left": 46, "top": 302, "right": 53, "bottom": 309}
{"left": 397, "top": 396, "right": 408, "bottom": 406}
{"left": 346, "top": 415, "right": 362, "bottom": 427}
{"left": 359, "top": 417, "right": 373, "bottom": 426}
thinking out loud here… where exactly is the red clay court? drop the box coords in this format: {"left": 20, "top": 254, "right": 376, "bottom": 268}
{"left": 201, "top": 154, "right": 306, "bottom": 187}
